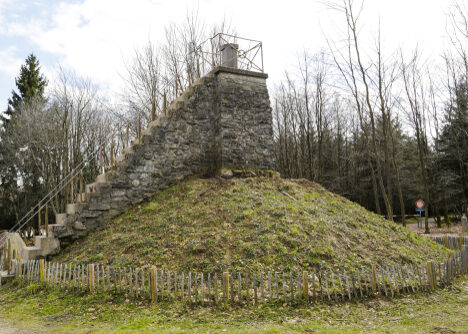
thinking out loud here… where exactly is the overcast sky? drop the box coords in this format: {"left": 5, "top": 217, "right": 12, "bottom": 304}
{"left": 0, "top": 0, "right": 455, "bottom": 111}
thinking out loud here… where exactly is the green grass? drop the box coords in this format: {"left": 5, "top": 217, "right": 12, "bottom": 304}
{"left": 0, "top": 276, "right": 467, "bottom": 333}
{"left": 54, "top": 174, "right": 447, "bottom": 272}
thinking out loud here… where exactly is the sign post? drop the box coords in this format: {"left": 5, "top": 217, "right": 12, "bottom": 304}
{"left": 415, "top": 199, "right": 425, "bottom": 229}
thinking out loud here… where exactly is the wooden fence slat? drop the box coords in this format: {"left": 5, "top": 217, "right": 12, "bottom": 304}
{"left": 150, "top": 267, "right": 156, "bottom": 302}
{"left": 214, "top": 273, "right": 218, "bottom": 304}
{"left": 207, "top": 273, "right": 211, "bottom": 302}
{"left": 344, "top": 270, "right": 351, "bottom": 300}
{"left": 302, "top": 271, "right": 308, "bottom": 302}
{"left": 391, "top": 265, "right": 398, "bottom": 294}
{"left": 351, "top": 271, "right": 357, "bottom": 299}
{"left": 238, "top": 272, "right": 242, "bottom": 302}
{"left": 268, "top": 271, "right": 272, "bottom": 300}
{"left": 312, "top": 270, "right": 317, "bottom": 301}
{"left": 194, "top": 272, "right": 198, "bottom": 301}
{"left": 260, "top": 274, "right": 265, "bottom": 303}
{"left": 361, "top": 268, "right": 368, "bottom": 296}
{"left": 406, "top": 265, "right": 415, "bottom": 293}
{"left": 245, "top": 273, "right": 250, "bottom": 305}
{"left": 338, "top": 273, "right": 344, "bottom": 301}
{"left": 418, "top": 264, "right": 425, "bottom": 291}
{"left": 296, "top": 273, "right": 301, "bottom": 301}
{"left": 282, "top": 273, "right": 286, "bottom": 301}
{"left": 181, "top": 272, "right": 185, "bottom": 301}
{"left": 428, "top": 262, "right": 435, "bottom": 289}
{"left": 380, "top": 267, "right": 388, "bottom": 297}
{"left": 188, "top": 272, "right": 192, "bottom": 301}
{"left": 324, "top": 271, "right": 330, "bottom": 301}
{"left": 56, "top": 263, "right": 60, "bottom": 286}
{"left": 94, "top": 263, "right": 102, "bottom": 288}
{"left": 168, "top": 270, "right": 172, "bottom": 300}
{"left": 331, "top": 272, "right": 338, "bottom": 302}
{"left": 289, "top": 272, "right": 294, "bottom": 301}
{"left": 68, "top": 264, "right": 72, "bottom": 288}
{"left": 230, "top": 273, "right": 235, "bottom": 303}
{"left": 371, "top": 265, "right": 377, "bottom": 294}
{"left": 385, "top": 266, "right": 393, "bottom": 297}
{"left": 62, "top": 264, "right": 66, "bottom": 287}
{"left": 200, "top": 273, "right": 204, "bottom": 303}
{"left": 356, "top": 269, "right": 363, "bottom": 298}
{"left": 275, "top": 272, "right": 279, "bottom": 300}
{"left": 253, "top": 276, "right": 258, "bottom": 305}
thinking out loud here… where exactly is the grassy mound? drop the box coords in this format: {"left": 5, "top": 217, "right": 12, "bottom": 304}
{"left": 54, "top": 173, "right": 447, "bottom": 272}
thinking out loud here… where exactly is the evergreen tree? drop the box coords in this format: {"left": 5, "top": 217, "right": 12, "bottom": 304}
{"left": 2, "top": 53, "right": 47, "bottom": 125}
{"left": 436, "top": 81, "right": 468, "bottom": 216}
{"left": 0, "top": 53, "right": 48, "bottom": 229}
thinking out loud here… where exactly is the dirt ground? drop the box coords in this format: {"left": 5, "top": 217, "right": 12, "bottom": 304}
{"left": 406, "top": 220, "right": 466, "bottom": 237}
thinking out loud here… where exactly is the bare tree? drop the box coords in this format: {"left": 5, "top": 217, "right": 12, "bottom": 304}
{"left": 400, "top": 49, "right": 432, "bottom": 233}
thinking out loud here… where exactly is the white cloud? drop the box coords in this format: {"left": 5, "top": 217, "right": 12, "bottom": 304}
{"left": 3, "top": 0, "right": 182, "bottom": 98}
{"left": 0, "top": 0, "right": 458, "bottom": 103}
{"left": 0, "top": 45, "right": 23, "bottom": 77}
{"left": 0, "top": 0, "right": 13, "bottom": 33}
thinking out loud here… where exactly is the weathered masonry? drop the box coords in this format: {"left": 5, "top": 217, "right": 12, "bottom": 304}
{"left": 18, "top": 65, "right": 275, "bottom": 259}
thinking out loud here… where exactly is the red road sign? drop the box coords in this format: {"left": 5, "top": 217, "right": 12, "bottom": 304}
{"left": 415, "top": 199, "right": 425, "bottom": 209}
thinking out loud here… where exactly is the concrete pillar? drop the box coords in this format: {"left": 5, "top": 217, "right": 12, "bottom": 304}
{"left": 462, "top": 214, "right": 468, "bottom": 233}
{"left": 220, "top": 43, "right": 238, "bottom": 69}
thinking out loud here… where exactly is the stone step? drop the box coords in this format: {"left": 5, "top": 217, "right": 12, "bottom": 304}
{"left": 34, "top": 235, "right": 60, "bottom": 250}
{"left": 47, "top": 223, "right": 65, "bottom": 236}
{"left": 131, "top": 138, "right": 143, "bottom": 146}
{"left": 122, "top": 146, "right": 134, "bottom": 155}
{"left": 66, "top": 203, "right": 85, "bottom": 215}
{"left": 85, "top": 182, "right": 98, "bottom": 193}
{"left": 83, "top": 174, "right": 109, "bottom": 192}
{"left": 55, "top": 213, "right": 67, "bottom": 225}
{"left": 85, "top": 181, "right": 107, "bottom": 193}
{"left": 96, "top": 173, "right": 107, "bottom": 183}
{"left": 115, "top": 154, "right": 125, "bottom": 164}
{"left": 22, "top": 246, "right": 42, "bottom": 260}
{"left": 85, "top": 181, "right": 109, "bottom": 194}
{"left": 0, "top": 271, "right": 15, "bottom": 284}
{"left": 75, "top": 192, "right": 90, "bottom": 203}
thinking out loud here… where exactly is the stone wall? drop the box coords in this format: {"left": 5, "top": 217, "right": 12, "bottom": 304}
{"left": 216, "top": 68, "right": 274, "bottom": 170}
{"left": 56, "top": 67, "right": 275, "bottom": 242}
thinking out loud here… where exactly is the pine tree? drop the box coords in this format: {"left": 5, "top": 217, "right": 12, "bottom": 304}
{"left": 0, "top": 53, "right": 48, "bottom": 229}
{"left": 3, "top": 53, "right": 47, "bottom": 123}
{"left": 436, "top": 81, "right": 468, "bottom": 217}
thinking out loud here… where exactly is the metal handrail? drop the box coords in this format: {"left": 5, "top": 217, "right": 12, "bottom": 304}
{"left": 0, "top": 126, "right": 123, "bottom": 248}
{"left": 192, "top": 33, "right": 264, "bottom": 78}
{"left": 0, "top": 88, "right": 180, "bottom": 249}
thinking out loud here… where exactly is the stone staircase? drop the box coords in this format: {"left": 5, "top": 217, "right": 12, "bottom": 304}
{"left": 15, "top": 66, "right": 274, "bottom": 261}
{"left": 21, "top": 173, "right": 110, "bottom": 260}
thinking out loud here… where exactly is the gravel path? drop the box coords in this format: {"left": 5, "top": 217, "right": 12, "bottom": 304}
{"left": 406, "top": 220, "right": 465, "bottom": 236}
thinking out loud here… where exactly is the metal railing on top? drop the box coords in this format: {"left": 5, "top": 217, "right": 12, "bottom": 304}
{"left": 192, "top": 33, "right": 264, "bottom": 78}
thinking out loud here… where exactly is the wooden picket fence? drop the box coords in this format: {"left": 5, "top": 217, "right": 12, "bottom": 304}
{"left": 3, "top": 245, "right": 467, "bottom": 305}
{"left": 430, "top": 235, "right": 467, "bottom": 251}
